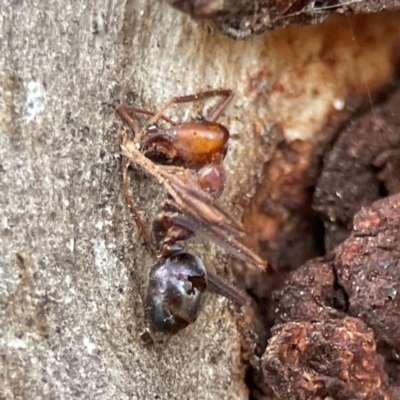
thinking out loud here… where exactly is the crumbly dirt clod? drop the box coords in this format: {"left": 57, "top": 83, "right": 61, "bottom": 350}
{"left": 262, "top": 194, "right": 400, "bottom": 399}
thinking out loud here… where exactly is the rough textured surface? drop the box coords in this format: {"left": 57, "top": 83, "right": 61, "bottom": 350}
{"left": 334, "top": 194, "right": 400, "bottom": 352}
{"left": 264, "top": 194, "right": 400, "bottom": 399}
{"left": 263, "top": 318, "right": 389, "bottom": 400}
{"left": 314, "top": 87, "right": 400, "bottom": 251}
{"left": 0, "top": 1, "right": 253, "bottom": 399}
{"left": 2, "top": 1, "right": 400, "bottom": 399}
{"left": 272, "top": 258, "right": 346, "bottom": 325}
{"left": 238, "top": 14, "right": 400, "bottom": 276}
{"left": 166, "top": 0, "right": 400, "bottom": 39}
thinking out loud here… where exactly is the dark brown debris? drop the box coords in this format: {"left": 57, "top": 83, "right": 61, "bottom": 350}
{"left": 272, "top": 258, "right": 346, "bottom": 325}
{"left": 263, "top": 318, "right": 388, "bottom": 400}
{"left": 261, "top": 193, "right": 400, "bottom": 399}
{"left": 165, "top": 0, "right": 400, "bottom": 39}
{"left": 334, "top": 194, "right": 400, "bottom": 353}
{"left": 313, "top": 88, "right": 400, "bottom": 251}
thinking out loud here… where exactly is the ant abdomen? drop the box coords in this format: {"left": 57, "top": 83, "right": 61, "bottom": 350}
{"left": 145, "top": 252, "right": 208, "bottom": 334}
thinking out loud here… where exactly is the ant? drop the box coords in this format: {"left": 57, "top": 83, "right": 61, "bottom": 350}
{"left": 116, "top": 89, "right": 267, "bottom": 335}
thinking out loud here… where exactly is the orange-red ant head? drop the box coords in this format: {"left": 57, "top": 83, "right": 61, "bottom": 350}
{"left": 139, "top": 121, "right": 229, "bottom": 169}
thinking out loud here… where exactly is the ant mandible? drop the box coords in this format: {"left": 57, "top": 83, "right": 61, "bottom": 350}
{"left": 116, "top": 89, "right": 267, "bottom": 335}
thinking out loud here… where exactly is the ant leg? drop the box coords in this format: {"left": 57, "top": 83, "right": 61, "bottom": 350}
{"left": 115, "top": 105, "right": 140, "bottom": 134}
{"left": 144, "top": 89, "right": 233, "bottom": 132}
{"left": 158, "top": 165, "right": 186, "bottom": 175}
{"left": 121, "top": 147, "right": 156, "bottom": 256}
{"left": 206, "top": 90, "right": 234, "bottom": 122}
{"left": 207, "top": 271, "right": 255, "bottom": 306}
{"left": 116, "top": 105, "right": 177, "bottom": 129}
{"left": 116, "top": 105, "right": 177, "bottom": 147}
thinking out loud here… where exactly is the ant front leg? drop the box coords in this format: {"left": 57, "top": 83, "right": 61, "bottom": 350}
{"left": 115, "top": 106, "right": 140, "bottom": 136}
{"left": 116, "top": 104, "right": 176, "bottom": 145}
{"left": 205, "top": 90, "right": 234, "bottom": 122}
{"left": 146, "top": 89, "right": 234, "bottom": 128}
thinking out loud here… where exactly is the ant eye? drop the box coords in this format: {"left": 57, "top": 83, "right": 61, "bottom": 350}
{"left": 145, "top": 253, "right": 208, "bottom": 334}
{"left": 146, "top": 124, "right": 158, "bottom": 132}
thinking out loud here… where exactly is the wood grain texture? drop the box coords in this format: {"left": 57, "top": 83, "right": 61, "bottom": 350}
{"left": 1, "top": 1, "right": 400, "bottom": 399}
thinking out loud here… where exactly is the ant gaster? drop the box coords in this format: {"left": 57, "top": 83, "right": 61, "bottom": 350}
{"left": 116, "top": 89, "right": 267, "bottom": 335}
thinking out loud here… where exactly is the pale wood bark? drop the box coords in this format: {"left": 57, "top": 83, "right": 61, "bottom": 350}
{"left": 1, "top": 1, "right": 400, "bottom": 399}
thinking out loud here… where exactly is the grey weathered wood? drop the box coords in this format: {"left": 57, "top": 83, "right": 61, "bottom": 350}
{"left": 2, "top": 1, "right": 400, "bottom": 399}
{"left": 0, "top": 1, "right": 260, "bottom": 398}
